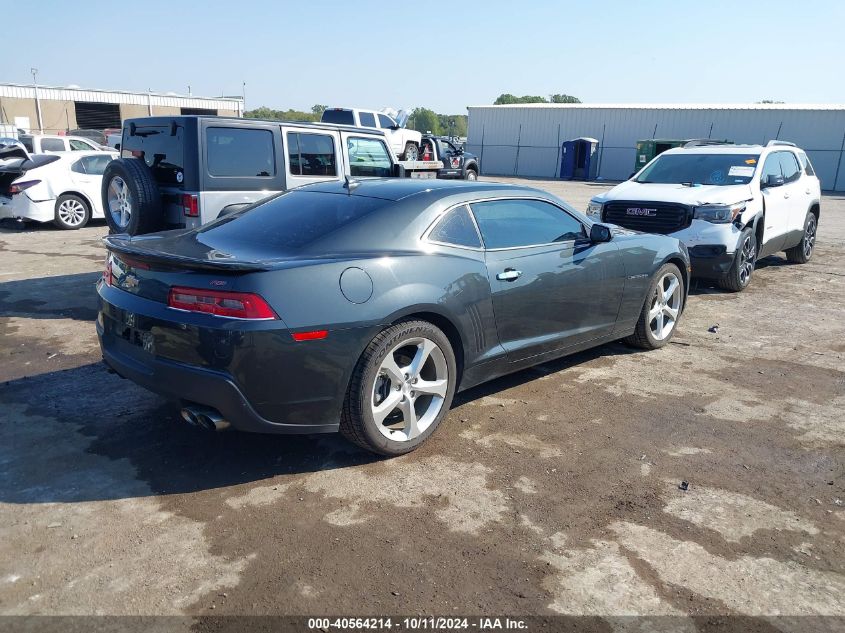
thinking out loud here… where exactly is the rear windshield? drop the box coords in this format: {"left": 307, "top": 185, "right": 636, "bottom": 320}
{"left": 197, "top": 190, "right": 390, "bottom": 251}
{"left": 121, "top": 124, "right": 185, "bottom": 187}
{"left": 637, "top": 153, "right": 760, "bottom": 186}
{"left": 321, "top": 109, "right": 355, "bottom": 125}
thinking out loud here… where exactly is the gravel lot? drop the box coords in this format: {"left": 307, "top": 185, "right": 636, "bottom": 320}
{"left": 1, "top": 178, "right": 843, "bottom": 625}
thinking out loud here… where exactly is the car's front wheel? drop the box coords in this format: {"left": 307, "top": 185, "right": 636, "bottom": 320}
{"left": 465, "top": 168, "right": 478, "bottom": 181}
{"left": 624, "top": 263, "right": 685, "bottom": 349}
{"left": 341, "top": 320, "right": 456, "bottom": 456}
{"left": 785, "top": 211, "right": 817, "bottom": 264}
{"left": 54, "top": 194, "right": 90, "bottom": 230}
{"left": 718, "top": 227, "right": 756, "bottom": 292}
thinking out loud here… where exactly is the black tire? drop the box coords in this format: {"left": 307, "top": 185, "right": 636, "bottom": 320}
{"left": 717, "top": 227, "right": 756, "bottom": 292}
{"left": 464, "top": 168, "right": 478, "bottom": 181}
{"left": 624, "top": 263, "right": 685, "bottom": 350}
{"left": 53, "top": 194, "right": 90, "bottom": 230}
{"left": 402, "top": 143, "right": 419, "bottom": 161}
{"left": 101, "top": 158, "right": 162, "bottom": 235}
{"left": 340, "top": 320, "right": 457, "bottom": 456}
{"left": 785, "top": 211, "right": 817, "bottom": 264}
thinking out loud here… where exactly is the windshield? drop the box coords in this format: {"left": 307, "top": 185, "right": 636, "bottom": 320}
{"left": 637, "top": 153, "right": 760, "bottom": 186}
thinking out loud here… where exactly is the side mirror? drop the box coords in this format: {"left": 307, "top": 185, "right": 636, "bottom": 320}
{"left": 763, "top": 173, "right": 785, "bottom": 188}
{"left": 390, "top": 124, "right": 400, "bottom": 130}
{"left": 393, "top": 164, "right": 406, "bottom": 178}
{"left": 590, "top": 223, "right": 613, "bottom": 243}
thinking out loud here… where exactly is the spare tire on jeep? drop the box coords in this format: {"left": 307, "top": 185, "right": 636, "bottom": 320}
{"left": 101, "top": 158, "right": 163, "bottom": 235}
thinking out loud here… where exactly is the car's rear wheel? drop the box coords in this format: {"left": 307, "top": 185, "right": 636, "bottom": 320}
{"left": 785, "top": 211, "right": 817, "bottom": 264}
{"left": 624, "top": 263, "right": 684, "bottom": 350}
{"left": 717, "top": 227, "right": 756, "bottom": 292}
{"left": 402, "top": 143, "right": 419, "bottom": 161}
{"left": 53, "top": 194, "right": 90, "bottom": 230}
{"left": 101, "top": 158, "right": 162, "bottom": 235}
{"left": 341, "top": 320, "right": 456, "bottom": 456}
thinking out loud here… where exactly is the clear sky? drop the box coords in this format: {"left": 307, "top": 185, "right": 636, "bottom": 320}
{"left": 4, "top": 0, "right": 843, "bottom": 114}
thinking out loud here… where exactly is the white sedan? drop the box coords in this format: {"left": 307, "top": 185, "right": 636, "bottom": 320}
{"left": 1, "top": 150, "right": 117, "bottom": 229}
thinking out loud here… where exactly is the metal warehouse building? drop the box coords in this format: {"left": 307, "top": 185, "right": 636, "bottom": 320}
{"left": 0, "top": 83, "right": 243, "bottom": 134}
{"left": 466, "top": 104, "right": 845, "bottom": 191}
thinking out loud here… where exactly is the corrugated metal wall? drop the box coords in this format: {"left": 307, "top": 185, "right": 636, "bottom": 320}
{"left": 467, "top": 106, "right": 845, "bottom": 191}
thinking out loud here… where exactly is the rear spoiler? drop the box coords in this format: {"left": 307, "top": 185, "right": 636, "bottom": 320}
{"left": 104, "top": 236, "right": 272, "bottom": 272}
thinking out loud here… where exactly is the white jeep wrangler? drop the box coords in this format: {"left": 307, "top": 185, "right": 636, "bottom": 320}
{"left": 587, "top": 141, "right": 821, "bottom": 291}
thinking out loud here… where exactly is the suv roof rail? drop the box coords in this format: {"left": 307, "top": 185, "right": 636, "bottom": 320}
{"left": 682, "top": 139, "right": 734, "bottom": 148}
{"left": 766, "top": 140, "right": 797, "bottom": 147}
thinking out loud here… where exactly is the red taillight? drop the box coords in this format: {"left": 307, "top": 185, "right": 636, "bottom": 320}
{"left": 182, "top": 194, "right": 199, "bottom": 217}
{"left": 103, "top": 255, "right": 113, "bottom": 286}
{"left": 168, "top": 287, "right": 277, "bottom": 320}
{"left": 9, "top": 180, "right": 40, "bottom": 195}
{"left": 291, "top": 330, "right": 328, "bottom": 342}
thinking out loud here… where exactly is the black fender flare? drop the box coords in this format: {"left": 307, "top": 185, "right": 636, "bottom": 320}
{"left": 462, "top": 160, "right": 478, "bottom": 177}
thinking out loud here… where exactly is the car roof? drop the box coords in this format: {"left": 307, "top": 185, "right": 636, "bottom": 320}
{"left": 662, "top": 144, "right": 775, "bottom": 155}
{"left": 295, "top": 178, "right": 539, "bottom": 201}
{"left": 126, "top": 115, "right": 387, "bottom": 137}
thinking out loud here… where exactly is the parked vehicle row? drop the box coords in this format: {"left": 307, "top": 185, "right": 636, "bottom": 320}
{"left": 587, "top": 140, "right": 821, "bottom": 291}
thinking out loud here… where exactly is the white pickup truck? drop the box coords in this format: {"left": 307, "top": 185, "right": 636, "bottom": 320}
{"left": 321, "top": 107, "right": 423, "bottom": 160}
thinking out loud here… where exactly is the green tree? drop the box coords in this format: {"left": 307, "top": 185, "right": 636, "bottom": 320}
{"left": 244, "top": 106, "right": 317, "bottom": 121}
{"left": 549, "top": 94, "right": 581, "bottom": 103}
{"left": 311, "top": 104, "right": 328, "bottom": 116}
{"left": 436, "top": 114, "right": 468, "bottom": 137}
{"left": 494, "top": 93, "right": 547, "bottom": 105}
{"left": 408, "top": 107, "right": 440, "bottom": 134}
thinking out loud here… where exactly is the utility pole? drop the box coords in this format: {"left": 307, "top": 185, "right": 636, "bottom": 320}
{"left": 242, "top": 82, "right": 246, "bottom": 117}
{"left": 31, "top": 68, "right": 43, "bottom": 133}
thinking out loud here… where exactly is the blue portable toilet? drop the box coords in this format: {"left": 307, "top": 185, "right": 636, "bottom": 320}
{"left": 560, "top": 137, "right": 599, "bottom": 180}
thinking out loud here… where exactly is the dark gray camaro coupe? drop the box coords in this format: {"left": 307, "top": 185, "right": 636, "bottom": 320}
{"left": 97, "top": 179, "right": 690, "bottom": 455}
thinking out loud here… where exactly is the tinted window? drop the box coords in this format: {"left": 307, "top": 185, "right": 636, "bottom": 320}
{"left": 69, "top": 139, "right": 96, "bottom": 151}
{"left": 429, "top": 206, "right": 481, "bottom": 248}
{"left": 287, "top": 133, "right": 336, "bottom": 176}
{"left": 637, "top": 153, "right": 760, "bottom": 185}
{"left": 198, "top": 191, "right": 390, "bottom": 252}
{"left": 207, "top": 127, "right": 274, "bottom": 177}
{"left": 321, "top": 109, "right": 355, "bottom": 125}
{"left": 377, "top": 114, "right": 395, "bottom": 129}
{"left": 778, "top": 152, "right": 801, "bottom": 183}
{"left": 347, "top": 137, "right": 392, "bottom": 177}
{"left": 20, "top": 137, "right": 34, "bottom": 152}
{"left": 121, "top": 124, "right": 185, "bottom": 187}
{"left": 40, "top": 138, "right": 66, "bottom": 152}
{"left": 760, "top": 153, "right": 782, "bottom": 183}
{"left": 71, "top": 154, "right": 113, "bottom": 175}
{"left": 797, "top": 152, "right": 816, "bottom": 177}
{"left": 358, "top": 112, "right": 377, "bottom": 128}
{"left": 471, "top": 199, "right": 585, "bottom": 249}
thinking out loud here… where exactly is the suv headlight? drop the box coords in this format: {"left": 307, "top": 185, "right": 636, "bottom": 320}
{"left": 586, "top": 201, "right": 603, "bottom": 218}
{"left": 693, "top": 202, "right": 745, "bottom": 224}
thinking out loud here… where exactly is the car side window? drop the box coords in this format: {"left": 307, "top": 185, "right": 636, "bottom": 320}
{"left": 377, "top": 114, "right": 395, "bottom": 129}
{"left": 358, "top": 112, "right": 377, "bottom": 128}
{"left": 40, "top": 138, "right": 66, "bottom": 152}
{"left": 428, "top": 206, "right": 482, "bottom": 249}
{"left": 470, "top": 199, "right": 586, "bottom": 249}
{"left": 287, "top": 133, "right": 337, "bottom": 177}
{"left": 797, "top": 152, "right": 816, "bottom": 177}
{"left": 207, "top": 127, "right": 275, "bottom": 177}
{"left": 347, "top": 137, "right": 393, "bottom": 177}
{"left": 778, "top": 152, "right": 801, "bottom": 183}
{"left": 69, "top": 139, "right": 92, "bottom": 151}
{"left": 760, "top": 153, "right": 782, "bottom": 184}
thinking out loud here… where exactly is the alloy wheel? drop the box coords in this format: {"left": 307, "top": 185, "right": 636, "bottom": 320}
{"left": 738, "top": 235, "right": 756, "bottom": 286}
{"left": 107, "top": 176, "right": 132, "bottom": 229}
{"left": 371, "top": 336, "right": 449, "bottom": 442}
{"left": 58, "top": 199, "right": 86, "bottom": 227}
{"left": 648, "top": 272, "right": 682, "bottom": 341}
{"left": 803, "top": 217, "right": 816, "bottom": 258}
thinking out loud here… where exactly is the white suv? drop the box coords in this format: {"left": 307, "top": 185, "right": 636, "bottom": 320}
{"left": 321, "top": 108, "right": 422, "bottom": 160}
{"left": 587, "top": 141, "right": 821, "bottom": 291}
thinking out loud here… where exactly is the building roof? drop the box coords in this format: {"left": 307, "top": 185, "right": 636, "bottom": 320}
{"left": 0, "top": 83, "right": 242, "bottom": 111}
{"left": 468, "top": 103, "right": 845, "bottom": 111}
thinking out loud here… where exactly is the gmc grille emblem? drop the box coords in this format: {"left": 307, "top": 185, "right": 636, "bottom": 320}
{"left": 626, "top": 207, "right": 658, "bottom": 216}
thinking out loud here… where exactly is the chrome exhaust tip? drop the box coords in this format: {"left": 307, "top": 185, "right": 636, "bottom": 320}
{"left": 180, "top": 405, "right": 230, "bottom": 432}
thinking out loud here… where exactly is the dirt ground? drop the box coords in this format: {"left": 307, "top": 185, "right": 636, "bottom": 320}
{"left": 0, "top": 178, "right": 843, "bottom": 629}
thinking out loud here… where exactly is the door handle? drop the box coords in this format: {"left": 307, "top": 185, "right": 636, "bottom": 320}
{"left": 496, "top": 269, "right": 522, "bottom": 282}
{"left": 783, "top": 192, "right": 790, "bottom": 199}
{"left": 805, "top": 189, "right": 811, "bottom": 195}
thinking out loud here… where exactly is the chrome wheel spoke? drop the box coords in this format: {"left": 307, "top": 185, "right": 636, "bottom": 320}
{"left": 380, "top": 355, "right": 405, "bottom": 384}
{"left": 663, "top": 305, "right": 679, "bottom": 321}
{"left": 408, "top": 339, "right": 436, "bottom": 380}
{"left": 413, "top": 378, "right": 448, "bottom": 398}
{"left": 372, "top": 391, "right": 402, "bottom": 425}
{"left": 399, "top": 397, "right": 420, "bottom": 439}
{"left": 662, "top": 277, "right": 679, "bottom": 303}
